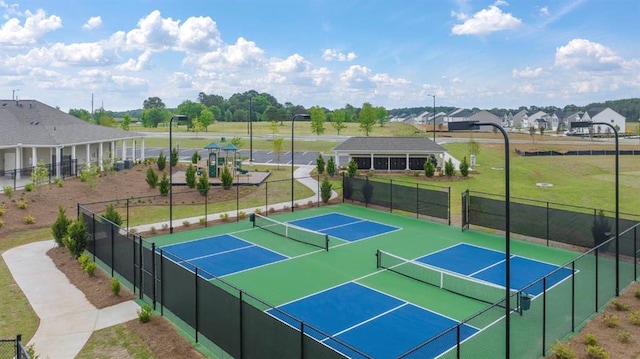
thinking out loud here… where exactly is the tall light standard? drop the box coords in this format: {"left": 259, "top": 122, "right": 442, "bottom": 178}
{"left": 571, "top": 121, "right": 620, "bottom": 296}
{"left": 249, "top": 97, "right": 254, "bottom": 163}
{"left": 12, "top": 89, "right": 20, "bottom": 100}
{"left": 169, "top": 115, "right": 187, "bottom": 234}
{"left": 449, "top": 120, "right": 511, "bottom": 358}
{"left": 291, "top": 113, "right": 311, "bottom": 211}
{"left": 428, "top": 94, "right": 436, "bottom": 142}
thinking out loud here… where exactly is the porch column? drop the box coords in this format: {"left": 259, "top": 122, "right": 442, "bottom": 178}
{"left": 31, "top": 147, "right": 37, "bottom": 167}
{"left": 370, "top": 153, "right": 374, "bottom": 170}
{"left": 121, "top": 140, "right": 127, "bottom": 160}
{"left": 55, "top": 146, "right": 62, "bottom": 178}
{"left": 98, "top": 142, "right": 104, "bottom": 171}
{"left": 85, "top": 144, "right": 91, "bottom": 166}
{"left": 15, "top": 144, "right": 22, "bottom": 180}
{"left": 132, "top": 139, "right": 137, "bottom": 162}
{"left": 71, "top": 145, "right": 76, "bottom": 163}
{"left": 406, "top": 153, "right": 410, "bottom": 170}
{"left": 111, "top": 141, "right": 116, "bottom": 163}
{"left": 140, "top": 138, "right": 146, "bottom": 162}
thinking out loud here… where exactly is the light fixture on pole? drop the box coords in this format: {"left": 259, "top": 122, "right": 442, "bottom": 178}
{"left": 571, "top": 121, "right": 620, "bottom": 296}
{"left": 291, "top": 113, "right": 311, "bottom": 211}
{"left": 12, "top": 89, "right": 20, "bottom": 100}
{"left": 169, "top": 115, "right": 187, "bottom": 234}
{"left": 428, "top": 94, "right": 436, "bottom": 142}
{"left": 249, "top": 97, "right": 253, "bottom": 163}
{"left": 449, "top": 120, "right": 511, "bottom": 358}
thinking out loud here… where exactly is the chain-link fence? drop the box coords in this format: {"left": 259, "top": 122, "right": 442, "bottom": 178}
{"left": 0, "top": 335, "right": 30, "bottom": 359}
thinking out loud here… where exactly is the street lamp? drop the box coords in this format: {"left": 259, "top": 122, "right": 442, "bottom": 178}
{"left": 291, "top": 113, "right": 311, "bottom": 211}
{"left": 169, "top": 115, "right": 187, "bottom": 234}
{"left": 449, "top": 120, "right": 511, "bottom": 358}
{"left": 12, "top": 89, "right": 20, "bottom": 100}
{"left": 249, "top": 97, "right": 254, "bottom": 163}
{"left": 571, "top": 121, "right": 620, "bottom": 296}
{"left": 428, "top": 94, "right": 436, "bottom": 142}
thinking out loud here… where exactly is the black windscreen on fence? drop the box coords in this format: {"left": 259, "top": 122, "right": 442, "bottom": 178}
{"left": 94, "top": 216, "right": 112, "bottom": 265}
{"left": 197, "top": 277, "right": 242, "bottom": 358}
{"left": 113, "top": 231, "right": 134, "bottom": 285}
{"left": 346, "top": 176, "right": 449, "bottom": 221}
{"left": 142, "top": 244, "right": 156, "bottom": 301}
{"left": 241, "top": 303, "right": 302, "bottom": 358}
{"left": 160, "top": 254, "right": 196, "bottom": 328}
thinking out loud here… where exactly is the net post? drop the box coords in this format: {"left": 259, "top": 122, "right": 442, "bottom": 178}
{"left": 324, "top": 235, "right": 329, "bottom": 252}
{"left": 376, "top": 249, "right": 381, "bottom": 268}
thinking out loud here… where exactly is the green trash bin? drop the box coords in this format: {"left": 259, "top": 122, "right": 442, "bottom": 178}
{"left": 221, "top": 137, "right": 226, "bottom": 142}
{"left": 520, "top": 293, "right": 531, "bottom": 311}
{"left": 249, "top": 213, "right": 255, "bottom": 223}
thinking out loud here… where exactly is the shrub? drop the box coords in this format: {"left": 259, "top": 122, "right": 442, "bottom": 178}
{"left": 611, "top": 300, "right": 629, "bottom": 311}
{"left": 320, "top": 177, "right": 332, "bottom": 203}
{"left": 254, "top": 208, "right": 262, "bottom": 215}
{"left": 3, "top": 186, "right": 13, "bottom": 198}
{"left": 413, "top": 171, "right": 420, "bottom": 177}
{"left": 161, "top": 223, "right": 168, "bottom": 231}
{"left": 157, "top": 151, "right": 167, "bottom": 171}
{"left": 17, "top": 201, "right": 27, "bottom": 209}
{"left": 199, "top": 217, "right": 206, "bottom": 225}
{"left": 602, "top": 314, "right": 619, "bottom": 328}
{"left": 23, "top": 215, "right": 35, "bottom": 224}
{"left": 238, "top": 211, "right": 247, "bottom": 220}
{"left": 326, "top": 156, "right": 336, "bottom": 176}
{"left": 111, "top": 278, "right": 121, "bottom": 296}
{"left": 150, "top": 226, "right": 157, "bottom": 235}
{"left": 182, "top": 220, "right": 190, "bottom": 227}
{"left": 170, "top": 147, "right": 178, "bottom": 167}
{"left": 138, "top": 304, "right": 153, "bottom": 323}
{"left": 78, "top": 254, "right": 91, "bottom": 269}
{"left": 220, "top": 166, "right": 233, "bottom": 190}
{"left": 24, "top": 182, "right": 34, "bottom": 192}
{"left": 628, "top": 310, "right": 640, "bottom": 325}
{"left": 158, "top": 173, "right": 170, "bottom": 196}
{"left": 145, "top": 167, "right": 158, "bottom": 188}
{"left": 347, "top": 159, "right": 358, "bottom": 177}
{"left": 424, "top": 159, "right": 435, "bottom": 178}
{"left": 316, "top": 154, "right": 325, "bottom": 175}
{"left": 51, "top": 206, "right": 71, "bottom": 247}
{"left": 54, "top": 177, "right": 64, "bottom": 187}
{"left": 583, "top": 333, "right": 598, "bottom": 346}
{"left": 635, "top": 289, "right": 640, "bottom": 299}
{"left": 220, "top": 213, "right": 229, "bottom": 222}
{"left": 617, "top": 330, "right": 631, "bottom": 343}
{"left": 103, "top": 203, "right": 123, "bottom": 226}
{"left": 0, "top": 204, "right": 6, "bottom": 216}
{"left": 585, "top": 344, "right": 609, "bottom": 359}
{"left": 197, "top": 171, "right": 211, "bottom": 195}
{"left": 185, "top": 164, "right": 197, "bottom": 188}
{"left": 83, "top": 261, "right": 97, "bottom": 276}
{"left": 191, "top": 151, "right": 201, "bottom": 164}
{"left": 459, "top": 156, "right": 470, "bottom": 177}
{"left": 550, "top": 340, "right": 575, "bottom": 359}
{"left": 0, "top": 219, "right": 3, "bottom": 228}
{"left": 80, "top": 164, "right": 99, "bottom": 189}
{"left": 268, "top": 207, "right": 276, "bottom": 214}
{"left": 66, "top": 218, "right": 89, "bottom": 258}
{"left": 444, "top": 158, "right": 455, "bottom": 177}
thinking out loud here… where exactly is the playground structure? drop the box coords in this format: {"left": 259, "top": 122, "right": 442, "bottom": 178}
{"left": 198, "top": 141, "right": 248, "bottom": 178}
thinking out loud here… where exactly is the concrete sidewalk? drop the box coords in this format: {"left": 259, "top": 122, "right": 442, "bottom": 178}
{"left": 3, "top": 240, "right": 140, "bottom": 359}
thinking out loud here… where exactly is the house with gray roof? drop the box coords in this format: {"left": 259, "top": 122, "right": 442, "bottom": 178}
{"left": 1, "top": 99, "right": 145, "bottom": 186}
{"left": 333, "top": 136, "right": 446, "bottom": 171}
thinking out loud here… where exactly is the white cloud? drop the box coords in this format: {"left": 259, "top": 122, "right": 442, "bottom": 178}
{"left": 512, "top": 66, "right": 543, "bottom": 78}
{"left": 339, "top": 65, "right": 375, "bottom": 89}
{"left": 451, "top": 5, "right": 521, "bottom": 35}
{"left": 124, "top": 10, "right": 179, "bottom": 51}
{"left": 116, "top": 50, "right": 152, "bottom": 71}
{"left": 177, "top": 16, "right": 220, "bottom": 52}
{"left": 0, "top": 8, "right": 62, "bottom": 46}
{"left": 539, "top": 6, "right": 550, "bottom": 16}
{"left": 322, "top": 49, "right": 356, "bottom": 62}
{"left": 555, "top": 39, "right": 624, "bottom": 71}
{"left": 189, "top": 37, "right": 264, "bottom": 70}
{"left": 82, "top": 16, "right": 102, "bottom": 30}
{"left": 271, "top": 54, "right": 310, "bottom": 73}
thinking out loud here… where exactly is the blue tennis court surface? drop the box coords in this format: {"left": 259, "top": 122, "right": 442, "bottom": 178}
{"left": 418, "top": 243, "right": 573, "bottom": 296}
{"left": 268, "top": 282, "right": 478, "bottom": 359}
{"left": 288, "top": 213, "right": 400, "bottom": 242}
{"left": 160, "top": 234, "right": 287, "bottom": 279}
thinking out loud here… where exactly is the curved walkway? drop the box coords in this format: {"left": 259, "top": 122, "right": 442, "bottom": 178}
{"left": 3, "top": 164, "right": 329, "bottom": 359}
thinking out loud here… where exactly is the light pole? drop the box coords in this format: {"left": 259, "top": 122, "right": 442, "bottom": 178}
{"left": 169, "top": 115, "right": 187, "bottom": 234}
{"left": 12, "top": 89, "right": 20, "bottom": 100}
{"left": 291, "top": 113, "right": 311, "bottom": 211}
{"left": 449, "top": 120, "right": 511, "bottom": 358}
{"left": 249, "top": 97, "right": 253, "bottom": 163}
{"left": 571, "top": 121, "right": 620, "bottom": 296}
{"left": 428, "top": 94, "right": 436, "bottom": 142}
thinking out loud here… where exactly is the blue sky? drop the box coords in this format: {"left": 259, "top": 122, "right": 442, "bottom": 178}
{"left": 1, "top": 0, "right": 638, "bottom": 112}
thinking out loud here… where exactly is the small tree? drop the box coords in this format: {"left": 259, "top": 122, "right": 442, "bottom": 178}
{"left": 444, "top": 158, "right": 455, "bottom": 177}
{"left": 424, "top": 160, "right": 435, "bottom": 178}
{"left": 157, "top": 151, "right": 167, "bottom": 171}
{"left": 80, "top": 163, "right": 100, "bottom": 189}
{"left": 529, "top": 127, "right": 536, "bottom": 143}
{"left": 103, "top": 203, "right": 123, "bottom": 226}
{"left": 539, "top": 126, "right": 545, "bottom": 137}
{"left": 273, "top": 137, "right": 284, "bottom": 169}
{"left": 326, "top": 157, "right": 336, "bottom": 176}
{"left": 468, "top": 139, "right": 481, "bottom": 157}
{"left": 171, "top": 148, "right": 178, "bottom": 167}
{"left": 31, "top": 161, "right": 49, "bottom": 190}
{"left": 316, "top": 154, "right": 325, "bottom": 175}
{"left": 66, "top": 218, "right": 89, "bottom": 258}
{"left": 459, "top": 156, "right": 470, "bottom": 177}
{"left": 320, "top": 177, "right": 332, "bottom": 203}
{"left": 51, "top": 206, "right": 71, "bottom": 247}
{"left": 347, "top": 159, "right": 358, "bottom": 178}
{"left": 191, "top": 151, "right": 201, "bottom": 164}
{"left": 158, "top": 173, "right": 170, "bottom": 196}
{"left": 185, "top": 164, "right": 197, "bottom": 188}
{"left": 220, "top": 166, "right": 233, "bottom": 190}
{"left": 146, "top": 167, "right": 158, "bottom": 188}
{"left": 197, "top": 171, "right": 211, "bottom": 195}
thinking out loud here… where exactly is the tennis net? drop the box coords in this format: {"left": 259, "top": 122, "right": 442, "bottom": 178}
{"left": 376, "top": 249, "right": 519, "bottom": 308}
{"left": 253, "top": 214, "right": 329, "bottom": 251}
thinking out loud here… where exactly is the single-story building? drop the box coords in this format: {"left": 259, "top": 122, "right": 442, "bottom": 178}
{"left": 332, "top": 136, "right": 446, "bottom": 171}
{"left": 0, "top": 99, "right": 145, "bottom": 185}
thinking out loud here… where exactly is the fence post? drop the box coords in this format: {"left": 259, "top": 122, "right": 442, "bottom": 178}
{"left": 389, "top": 179, "right": 393, "bottom": 213}
{"left": 16, "top": 334, "right": 22, "bottom": 359}
{"left": 265, "top": 182, "right": 269, "bottom": 216}
{"left": 126, "top": 198, "right": 130, "bottom": 232}
{"left": 155, "top": 244, "right": 159, "bottom": 312}
{"left": 546, "top": 202, "right": 550, "bottom": 246}
{"left": 239, "top": 291, "right": 244, "bottom": 359}
{"left": 205, "top": 192, "right": 208, "bottom": 227}
{"left": 195, "top": 267, "right": 199, "bottom": 343}
{"left": 110, "top": 223, "right": 115, "bottom": 277}
{"left": 415, "top": 183, "right": 419, "bottom": 219}
{"left": 571, "top": 261, "right": 575, "bottom": 332}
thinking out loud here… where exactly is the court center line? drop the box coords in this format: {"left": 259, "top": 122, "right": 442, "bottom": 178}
{"left": 180, "top": 244, "right": 255, "bottom": 262}
{"left": 467, "top": 254, "right": 516, "bottom": 278}
{"left": 323, "top": 302, "right": 409, "bottom": 340}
